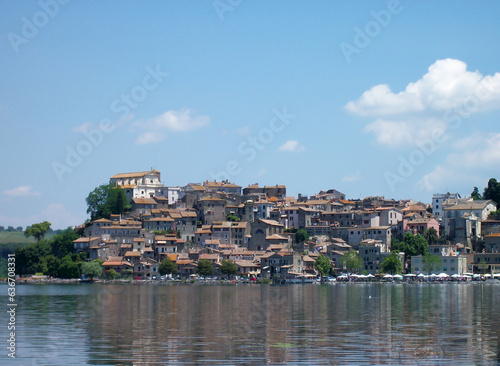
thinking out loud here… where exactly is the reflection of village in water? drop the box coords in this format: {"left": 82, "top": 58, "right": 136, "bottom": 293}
{"left": 39, "top": 283, "right": 497, "bottom": 365}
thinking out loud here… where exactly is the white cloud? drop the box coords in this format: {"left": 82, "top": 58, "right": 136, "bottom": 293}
{"left": 2, "top": 185, "right": 40, "bottom": 197}
{"left": 364, "top": 118, "right": 447, "bottom": 148}
{"left": 135, "top": 132, "right": 166, "bottom": 145}
{"left": 342, "top": 170, "right": 361, "bottom": 183}
{"left": 346, "top": 59, "right": 500, "bottom": 116}
{"left": 132, "top": 108, "right": 210, "bottom": 145}
{"left": 278, "top": 140, "right": 305, "bottom": 153}
{"left": 417, "top": 133, "right": 500, "bottom": 192}
{"left": 345, "top": 59, "right": 500, "bottom": 148}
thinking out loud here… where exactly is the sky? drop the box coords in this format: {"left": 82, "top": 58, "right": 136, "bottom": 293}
{"left": 2, "top": 0, "right": 500, "bottom": 229}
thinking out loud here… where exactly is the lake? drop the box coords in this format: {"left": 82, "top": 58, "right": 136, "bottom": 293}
{"left": 1, "top": 282, "right": 500, "bottom": 365}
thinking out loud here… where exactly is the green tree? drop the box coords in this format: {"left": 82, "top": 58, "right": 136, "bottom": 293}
{"left": 81, "top": 260, "right": 103, "bottom": 280}
{"left": 220, "top": 259, "right": 237, "bottom": 276}
{"left": 483, "top": 178, "right": 500, "bottom": 206}
{"left": 381, "top": 252, "right": 403, "bottom": 274}
{"left": 422, "top": 253, "right": 442, "bottom": 274}
{"left": 106, "top": 268, "right": 120, "bottom": 279}
{"left": 423, "top": 227, "right": 439, "bottom": 245}
{"left": 226, "top": 214, "right": 240, "bottom": 222}
{"left": 314, "top": 255, "right": 332, "bottom": 279}
{"left": 471, "top": 187, "right": 482, "bottom": 200}
{"left": 86, "top": 183, "right": 127, "bottom": 221}
{"left": 340, "top": 249, "right": 363, "bottom": 273}
{"left": 479, "top": 259, "right": 489, "bottom": 274}
{"left": 197, "top": 259, "right": 214, "bottom": 276}
{"left": 295, "top": 229, "right": 310, "bottom": 244}
{"left": 58, "top": 255, "right": 81, "bottom": 278}
{"left": 159, "top": 258, "right": 178, "bottom": 275}
{"left": 24, "top": 221, "right": 51, "bottom": 242}
{"left": 15, "top": 240, "right": 51, "bottom": 275}
{"left": 50, "top": 228, "right": 79, "bottom": 258}
{"left": 401, "top": 232, "right": 428, "bottom": 261}
{"left": 35, "top": 255, "right": 61, "bottom": 277}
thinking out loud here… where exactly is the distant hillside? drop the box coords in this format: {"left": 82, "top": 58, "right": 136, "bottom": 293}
{"left": 0, "top": 231, "right": 57, "bottom": 245}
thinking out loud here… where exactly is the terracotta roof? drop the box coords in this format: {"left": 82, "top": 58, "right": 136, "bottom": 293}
{"left": 176, "top": 259, "right": 195, "bottom": 265}
{"left": 102, "top": 260, "right": 133, "bottom": 267}
{"left": 132, "top": 197, "right": 157, "bottom": 205}
{"left": 205, "top": 181, "right": 242, "bottom": 188}
{"left": 73, "top": 237, "right": 101, "bottom": 243}
{"left": 259, "top": 219, "right": 284, "bottom": 227}
{"left": 125, "top": 251, "right": 141, "bottom": 257}
{"left": 93, "top": 218, "right": 112, "bottom": 223}
{"left": 198, "top": 196, "right": 226, "bottom": 202}
{"left": 266, "top": 234, "right": 288, "bottom": 240}
{"left": 110, "top": 170, "right": 160, "bottom": 179}
{"left": 199, "top": 254, "right": 220, "bottom": 260}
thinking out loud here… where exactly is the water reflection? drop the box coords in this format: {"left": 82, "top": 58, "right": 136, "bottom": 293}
{"left": 1, "top": 283, "right": 499, "bottom": 365}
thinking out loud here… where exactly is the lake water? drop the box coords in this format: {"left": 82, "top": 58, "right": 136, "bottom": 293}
{"left": 1, "top": 282, "right": 500, "bottom": 365}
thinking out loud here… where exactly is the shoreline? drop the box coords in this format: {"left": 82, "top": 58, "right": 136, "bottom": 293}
{"left": 9, "top": 277, "right": 500, "bottom": 285}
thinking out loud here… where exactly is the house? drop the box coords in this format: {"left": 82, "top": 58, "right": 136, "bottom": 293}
{"left": 443, "top": 200, "right": 497, "bottom": 248}
{"left": 234, "top": 260, "right": 260, "bottom": 276}
{"left": 133, "top": 258, "right": 159, "bottom": 279}
{"left": 405, "top": 217, "right": 440, "bottom": 236}
{"left": 376, "top": 207, "right": 403, "bottom": 226}
{"left": 358, "top": 240, "right": 403, "bottom": 274}
{"left": 73, "top": 237, "right": 102, "bottom": 252}
{"left": 432, "top": 193, "right": 461, "bottom": 221}
{"left": 143, "top": 217, "right": 174, "bottom": 232}
{"left": 110, "top": 169, "right": 163, "bottom": 201}
{"left": 176, "top": 259, "right": 198, "bottom": 276}
{"left": 131, "top": 197, "right": 158, "bottom": 216}
{"left": 248, "top": 218, "right": 285, "bottom": 251}
{"left": 124, "top": 250, "right": 142, "bottom": 265}
{"left": 203, "top": 180, "right": 242, "bottom": 195}
{"left": 263, "top": 185, "right": 286, "bottom": 200}
{"left": 102, "top": 256, "right": 134, "bottom": 277}
{"left": 260, "top": 251, "right": 302, "bottom": 278}
{"left": 484, "top": 233, "right": 500, "bottom": 253}
{"left": 197, "top": 196, "right": 227, "bottom": 225}
{"left": 411, "top": 254, "right": 467, "bottom": 275}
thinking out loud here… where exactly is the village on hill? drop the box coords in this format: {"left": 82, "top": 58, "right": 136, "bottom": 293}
{"left": 70, "top": 169, "right": 500, "bottom": 282}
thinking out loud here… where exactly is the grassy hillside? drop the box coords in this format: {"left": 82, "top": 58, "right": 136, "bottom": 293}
{"left": 0, "top": 231, "right": 56, "bottom": 245}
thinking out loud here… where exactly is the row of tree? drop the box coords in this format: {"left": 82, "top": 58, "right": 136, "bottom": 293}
{"left": 15, "top": 225, "right": 105, "bottom": 279}
{"left": 0, "top": 226, "right": 23, "bottom": 232}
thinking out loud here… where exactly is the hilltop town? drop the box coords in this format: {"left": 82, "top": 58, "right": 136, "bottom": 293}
{"left": 71, "top": 169, "right": 500, "bottom": 280}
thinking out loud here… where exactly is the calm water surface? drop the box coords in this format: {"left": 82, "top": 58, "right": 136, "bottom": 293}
{"left": 1, "top": 282, "right": 500, "bottom": 365}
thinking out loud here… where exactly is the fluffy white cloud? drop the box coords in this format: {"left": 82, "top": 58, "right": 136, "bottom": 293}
{"left": 135, "top": 132, "right": 166, "bottom": 145}
{"left": 278, "top": 140, "right": 305, "bottom": 153}
{"left": 345, "top": 59, "right": 500, "bottom": 148}
{"left": 417, "top": 133, "right": 500, "bottom": 192}
{"left": 364, "top": 118, "right": 447, "bottom": 148}
{"left": 132, "top": 108, "right": 210, "bottom": 144}
{"left": 346, "top": 59, "right": 500, "bottom": 116}
{"left": 2, "top": 185, "right": 40, "bottom": 197}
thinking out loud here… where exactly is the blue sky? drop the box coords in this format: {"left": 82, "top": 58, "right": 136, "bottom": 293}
{"left": 2, "top": 0, "right": 500, "bottom": 229}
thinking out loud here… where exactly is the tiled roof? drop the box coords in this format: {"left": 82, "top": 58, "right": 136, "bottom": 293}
{"left": 110, "top": 169, "right": 160, "bottom": 179}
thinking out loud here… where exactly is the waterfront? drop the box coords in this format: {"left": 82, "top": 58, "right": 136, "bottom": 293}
{"left": 1, "top": 283, "right": 500, "bottom": 365}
